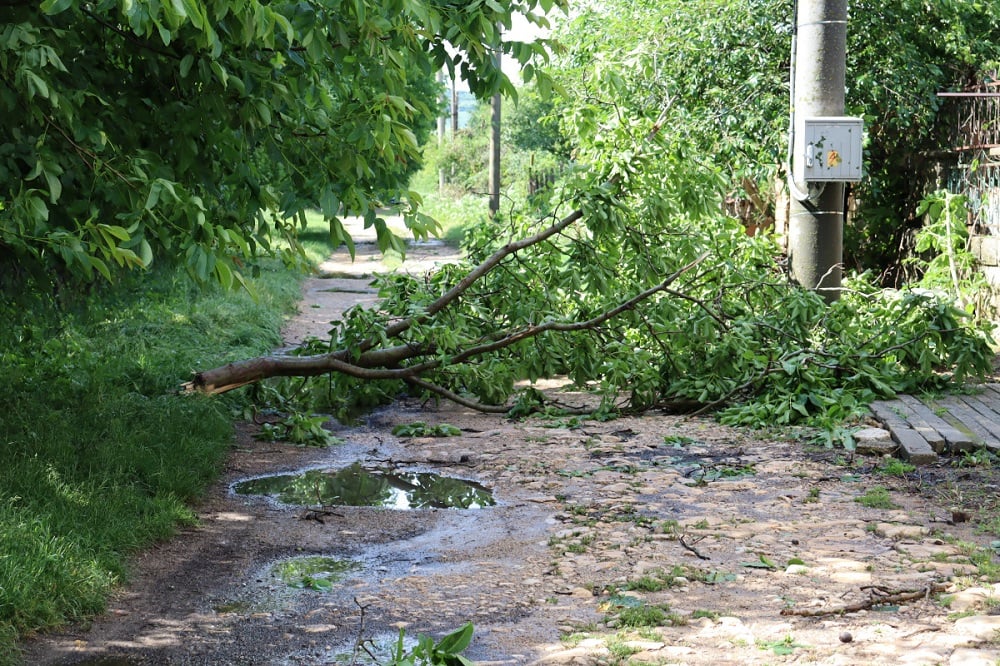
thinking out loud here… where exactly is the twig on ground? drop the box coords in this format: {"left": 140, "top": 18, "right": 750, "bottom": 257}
{"left": 780, "top": 581, "right": 950, "bottom": 617}
{"left": 679, "top": 534, "right": 710, "bottom": 560}
{"left": 353, "top": 597, "right": 375, "bottom": 663}
{"left": 298, "top": 508, "right": 344, "bottom": 524}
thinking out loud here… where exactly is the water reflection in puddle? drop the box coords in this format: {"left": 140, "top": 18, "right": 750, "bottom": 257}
{"left": 271, "top": 556, "right": 361, "bottom": 591}
{"left": 233, "top": 462, "right": 495, "bottom": 509}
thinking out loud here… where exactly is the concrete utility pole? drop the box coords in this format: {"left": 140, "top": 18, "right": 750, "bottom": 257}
{"left": 451, "top": 77, "right": 459, "bottom": 134}
{"left": 489, "top": 41, "right": 502, "bottom": 217}
{"left": 437, "top": 70, "right": 447, "bottom": 146}
{"left": 437, "top": 70, "right": 447, "bottom": 192}
{"left": 788, "top": 0, "right": 847, "bottom": 301}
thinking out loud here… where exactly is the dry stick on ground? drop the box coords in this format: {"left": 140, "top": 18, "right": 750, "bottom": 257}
{"left": 678, "top": 534, "right": 710, "bottom": 560}
{"left": 780, "top": 581, "right": 950, "bottom": 617}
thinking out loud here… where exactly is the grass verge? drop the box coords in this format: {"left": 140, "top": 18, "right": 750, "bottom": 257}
{"left": 0, "top": 237, "right": 326, "bottom": 663}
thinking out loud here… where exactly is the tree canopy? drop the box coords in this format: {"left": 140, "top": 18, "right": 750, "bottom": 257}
{"left": 550, "top": 0, "right": 1000, "bottom": 276}
{"left": 0, "top": 0, "right": 563, "bottom": 285}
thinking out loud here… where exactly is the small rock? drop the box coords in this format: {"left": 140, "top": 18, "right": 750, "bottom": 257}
{"left": 785, "top": 565, "right": 809, "bottom": 575}
{"left": 854, "top": 428, "right": 896, "bottom": 455}
{"left": 854, "top": 427, "right": 891, "bottom": 442}
{"left": 952, "top": 614, "right": 1000, "bottom": 640}
{"left": 875, "top": 523, "right": 928, "bottom": 540}
{"left": 948, "top": 587, "right": 994, "bottom": 612}
{"left": 949, "top": 647, "right": 1000, "bottom": 666}
{"left": 951, "top": 508, "right": 971, "bottom": 524}
{"left": 839, "top": 631, "right": 853, "bottom": 643}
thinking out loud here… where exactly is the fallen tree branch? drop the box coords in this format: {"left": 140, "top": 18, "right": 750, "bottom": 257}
{"left": 403, "top": 376, "right": 512, "bottom": 414}
{"left": 183, "top": 251, "right": 709, "bottom": 399}
{"left": 780, "top": 581, "right": 950, "bottom": 617}
{"left": 185, "top": 106, "right": 678, "bottom": 399}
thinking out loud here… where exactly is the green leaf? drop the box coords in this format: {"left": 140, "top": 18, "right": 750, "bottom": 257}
{"left": 90, "top": 256, "right": 112, "bottom": 281}
{"left": 179, "top": 54, "right": 194, "bottom": 77}
{"left": 182, "top": 0, "right": 204, "bottom": 29}
{"left": 138, "top": 238, "right": 154, "bottom": 267}
{"left": 320, "top": 188, "right": 340, "bottom": 218}
{"left": 215, "top": 259, "right": 234, "bottom": 290}
{"left": 434, "top": 622, "right": 474, "bottom": 654}
{"left": 144, "top": 182, "right": 161, "bottom": 211}
{"left": 40, "top": 0, "right": 74, "bottom": 14}
{"left": 43, "top": 168, "right": 61, "bottom": 203}
{"left": 24, "top": 71, "right": 49, "bottom": 99}
{"left": 157, "top": 23, "right": 172, "bottom": 46}
{"left": 741, "top": 555, "right": 777, "bottom": 570}
{"left": 210, "top": 60, "right": 228, "bottom": 87}
{"left": 26, "top": 195, "right": 49, "bottom": 221}
{"left": 98, "top": 224, "right": 131, "bottom": 242}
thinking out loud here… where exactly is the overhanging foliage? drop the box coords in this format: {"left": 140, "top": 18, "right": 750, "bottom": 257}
{"left": 0, "top": 0, "right": 563, "bottom": 284}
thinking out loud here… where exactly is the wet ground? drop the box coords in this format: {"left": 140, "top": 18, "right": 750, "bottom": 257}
{"left": 19, "top": 218, "right": 1000, "bottom": 665}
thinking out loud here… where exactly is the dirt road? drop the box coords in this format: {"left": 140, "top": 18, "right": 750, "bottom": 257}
{"left": 20, "top": 221, "right": 1000, "bottom": 665}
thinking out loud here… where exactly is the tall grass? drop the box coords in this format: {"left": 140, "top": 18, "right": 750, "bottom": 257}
{"left": 0, "top": 238, "right": 323, "bottom": 663}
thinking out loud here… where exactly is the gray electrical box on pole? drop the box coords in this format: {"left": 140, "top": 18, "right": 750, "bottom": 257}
{"left": 794, "top": 116, "right": 863, "bottom": 183}
{"left": 788, "top": 0, "right": 861, "bottom": 302}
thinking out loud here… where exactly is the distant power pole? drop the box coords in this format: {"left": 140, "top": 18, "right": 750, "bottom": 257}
{"left": 437, "top": 69, "right": 447, "bottom": 146}
{"left": 489, "top": 38, "right": 501, "bottom": 217}
{"left": 437, "top": 70, "right": 447, "bottom": 192}
{"left": 451, "top": 77, "right": 458, "bottom": 134}
{"left": 788, "top": 0, "right": 848, "bottom": 302}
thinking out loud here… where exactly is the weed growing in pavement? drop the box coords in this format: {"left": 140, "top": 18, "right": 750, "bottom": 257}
{"left": 605, "top": 635, "right": 642, "bottom": 661}
{"left": 616, "top": 604, "right": 669, "bottom": 628}
{"left": 757, "top": 635, "right": 810, "bottom": 656}
{"left": 625, "top": 575, "right": 670, "bottom": 592}
{"left": 976, "top": 512, "right": 1000, "bottom": 538}
{"left": 855, "top": 486, "right": 900, "bottom": 509}
{"left": 955, "top": 541, "right": 1000, "bottom": 582}
{"left": 879, "top": 459, "right": 916, "bottom": 476}
{"left": 947, "top": 609, "right": 978, "bottom": 621}
{"left": 952, "top": 449, "right": 998, "bottom": 469}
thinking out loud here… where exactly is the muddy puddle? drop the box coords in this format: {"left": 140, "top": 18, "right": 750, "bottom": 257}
{"left": 232, "top": 461, "right": 495, "bottom": 509}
